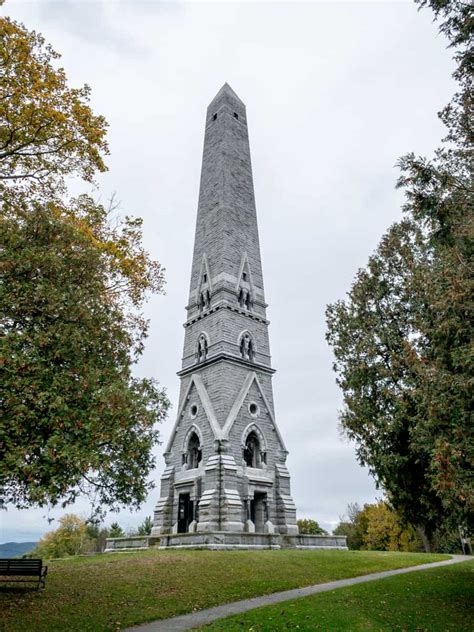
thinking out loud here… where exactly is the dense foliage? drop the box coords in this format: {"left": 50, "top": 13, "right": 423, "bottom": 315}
{"left": 326, "top": 0, "right": 473, "bottom": 549}
{"left": 297, "top": 519, "right": 327, "bottom": 535}
{"left": 30, "top": 514, "right": 121, "bottom": 557}
{"left": 0, "top": 17, "right": 169, "bottom": 510}
{"left": 30, "top": 514, "right": 92, "bottom": 559}
{"left": 29, "top": 513, "right": 155, "bottom": 557}
{"left": 333, "top": 503, "right": 368, "bottom": 550}
{"left": 0, "top": 18, "right": 108, "bottom": 196}
{"left": 333, "top": 502, "right": 424, "bottom": 552}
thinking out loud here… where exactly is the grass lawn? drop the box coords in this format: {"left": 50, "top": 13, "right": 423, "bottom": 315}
{"left": 201, "top": 558, "right": 474, "bottom": 631}
{"left": 0, "top": 549, "right": 448, "bottom": 631}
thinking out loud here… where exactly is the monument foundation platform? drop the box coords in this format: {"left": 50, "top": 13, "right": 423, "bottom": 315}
{"left": 105, "top": 532, "right": 347, "bottom": 552}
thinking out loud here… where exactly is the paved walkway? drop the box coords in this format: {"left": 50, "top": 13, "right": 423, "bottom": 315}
{"left": 124, "top": 555, "right": 469, "bottom": 632}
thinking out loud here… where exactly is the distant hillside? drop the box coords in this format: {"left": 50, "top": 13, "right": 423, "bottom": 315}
{"left": 0, "top": 541, "right": 37, "bottom": 558}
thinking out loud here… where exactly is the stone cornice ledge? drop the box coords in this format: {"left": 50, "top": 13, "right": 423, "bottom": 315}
{"left": 177, "top": 353, "right": 276, "bottom": 377}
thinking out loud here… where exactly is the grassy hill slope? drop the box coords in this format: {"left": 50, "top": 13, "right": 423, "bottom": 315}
{"left": 201, "top": 558, "right": 474, "bottom": 631}
{"left": 0, "top": 549, "right": 447, "bottom": 632}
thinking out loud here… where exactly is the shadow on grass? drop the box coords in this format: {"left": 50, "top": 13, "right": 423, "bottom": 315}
{"left": 0, "top": 584, "right": 42, "bottom": 593}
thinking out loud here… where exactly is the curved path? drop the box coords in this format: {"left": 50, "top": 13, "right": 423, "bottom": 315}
{"left": 124, "top": 555, "right": 469, "bottom": 632}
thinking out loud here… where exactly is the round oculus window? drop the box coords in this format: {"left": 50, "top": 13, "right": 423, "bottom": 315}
{"left": 248, "top": 402, "right": 259, "bottom": 417}
{"left": 190, "top": 404, "right": 199, "bottom": 418}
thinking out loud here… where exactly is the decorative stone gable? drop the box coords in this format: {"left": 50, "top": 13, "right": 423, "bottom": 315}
{"left": 236, "top": 252, "right": 255, "bottom": 311}
{"left": 195, "top": 253, "right": 212, "bottom": 313}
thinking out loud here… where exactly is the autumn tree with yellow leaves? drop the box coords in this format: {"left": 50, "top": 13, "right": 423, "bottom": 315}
{"left": 0, "top": 17, "right": 170, "bottom": 511}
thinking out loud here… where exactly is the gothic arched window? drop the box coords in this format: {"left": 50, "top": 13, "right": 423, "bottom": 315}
{"left": 187, "top": 432, "right": 202, "bottom": 469}
{"left": 197, "top": 334, "right": 208, "bottom": 363}
{"left": 240, "top": 332, "right": 255, "bottom": 362}
{"left": 244, "top": 431, "right": 261, "bottom": 468}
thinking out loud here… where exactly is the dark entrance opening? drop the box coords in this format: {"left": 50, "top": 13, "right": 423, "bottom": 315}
{"left": 177, "top": 493, "right": 194, "bottom": 533}
{"left": 250, "top": 492, "right": 267, "bottom": 532}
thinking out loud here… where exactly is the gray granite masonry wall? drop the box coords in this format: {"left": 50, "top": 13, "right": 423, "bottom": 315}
{"left": 152, "top": 85, "right": 301, "bottom": 543}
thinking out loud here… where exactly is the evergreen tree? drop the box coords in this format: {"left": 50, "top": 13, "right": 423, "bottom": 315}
{"left": 137, "top": 516, "right": 153, "bottom": 536}
{"left": 326, "top": 0, "right": 473, "bottom": 549}
{"left": 109, "top": 522, "right": 125, "bottom": 538}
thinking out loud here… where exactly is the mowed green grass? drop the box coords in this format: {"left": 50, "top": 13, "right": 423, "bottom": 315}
{"left": 0, "top": 549, "right": 447, "bottom": 632}
{"left": 201, "top": 558, "right": 474, "bottom": 632}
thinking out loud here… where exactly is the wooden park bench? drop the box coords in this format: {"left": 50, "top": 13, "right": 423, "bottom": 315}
{"left": 0, "top": 559, "right": 48, "bottom": 589}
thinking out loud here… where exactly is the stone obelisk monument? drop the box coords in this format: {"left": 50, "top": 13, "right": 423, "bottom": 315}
{"left": 151, "top": 84, "right": 346, "bottom": 550}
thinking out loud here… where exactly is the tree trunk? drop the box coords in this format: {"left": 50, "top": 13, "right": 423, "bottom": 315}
{"left": 417, "top": 525, "right": 432, "bottom": 552}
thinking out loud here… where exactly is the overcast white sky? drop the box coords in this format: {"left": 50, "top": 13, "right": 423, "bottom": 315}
{"left": 2, "top": 0, "right": 455, "bottom": 543}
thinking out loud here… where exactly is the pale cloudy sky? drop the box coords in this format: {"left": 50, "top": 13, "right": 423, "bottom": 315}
{"left": 2, "top": 0, "right": 455, "bottom": 542}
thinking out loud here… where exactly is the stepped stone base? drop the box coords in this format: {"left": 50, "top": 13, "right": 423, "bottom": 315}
{"left": 104, "top": 535, "right": 160, "bottom": 553}
{"left": 104, "top": 532, "right": 347, "bottom": 552}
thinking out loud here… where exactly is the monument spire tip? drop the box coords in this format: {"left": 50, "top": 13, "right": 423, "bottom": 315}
{"left": 209, "top": 82, "right": 245, "bottom": 107}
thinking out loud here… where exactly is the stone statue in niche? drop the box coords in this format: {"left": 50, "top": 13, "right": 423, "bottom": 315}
{"left": 240, "top": 333, "right": 254, "bottom": 362}
{"left": 199, "top": 289, "right": 211, "bottom": 312}
{"left": 197, "top": 334, "right": 208, "bottom": 362}
{"left": 243, "top": 432, "right": 261, "bottom": 468}
{"left": 238, "top": 287, "right": 252, "bottom": 310}
{"left": 187, "top": 432, "right": 202, "bottom": 469}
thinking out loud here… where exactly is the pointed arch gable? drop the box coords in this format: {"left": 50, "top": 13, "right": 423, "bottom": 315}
{"left": 241, "top": 422, "right": 267, "bottom": 450}
{"left": 164, "top": 374, "right": 220, "bottom": 453}
{"left": 235, "top": 251, "right": 255, "bottom": 299}
{"left": 196, "top": 253, "right": 212, "bottom": 298}
{"left": 182, "top": 424, "right": 203, "bottom": 452}
{"left": 221, "top": 372, "right": 253, "bottom": 440}
{"left": 221, "top": 372, "right": 288, "bottom": 452}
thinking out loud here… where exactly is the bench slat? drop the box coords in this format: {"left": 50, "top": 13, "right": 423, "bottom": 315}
{"left": 0, "top": 558, "right": 47, "bottom": 588}
{"left": 2, "top": 571, "right": 39, "bottom": 576}
{"left": 0, "top": 559, "right": 43, "bottom": 575}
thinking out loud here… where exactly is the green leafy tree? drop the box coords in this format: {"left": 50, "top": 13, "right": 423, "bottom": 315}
{"left": 333, "top": 502, "right": 422, "bottom": 552}
{"left": 297, "top": 518, "right": 327, "bottom": 535}
{"left": 326, "top": 0, "right": 473, "bottom": 549}
{"left": 137, "top": 516, "right": 153, "bottom": 536}
{"left": 32, "top": 514, "right": 91, "bottom": 558}
{"left": 326, "top": 222, "right": 445, "bottom": 548}
{"left": 333, "top": 503, "right": 368, "bottom": 550}
{"left": 85, "top": 521, "right": 110, "bottom": 552}
{"left": 362, "top": 501, "right": 422, "bottom": 552}
{"left": 1, "top": 196, "right": 169, "bottom": 509}
{"left": 0, "top": 18, "right": 170, "bottom": 511}
{"left": 332, "top": 521, "right": 354, "bottom": 544}
{"left": 109, "top": 522, "right": 125, "bottom": 538}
